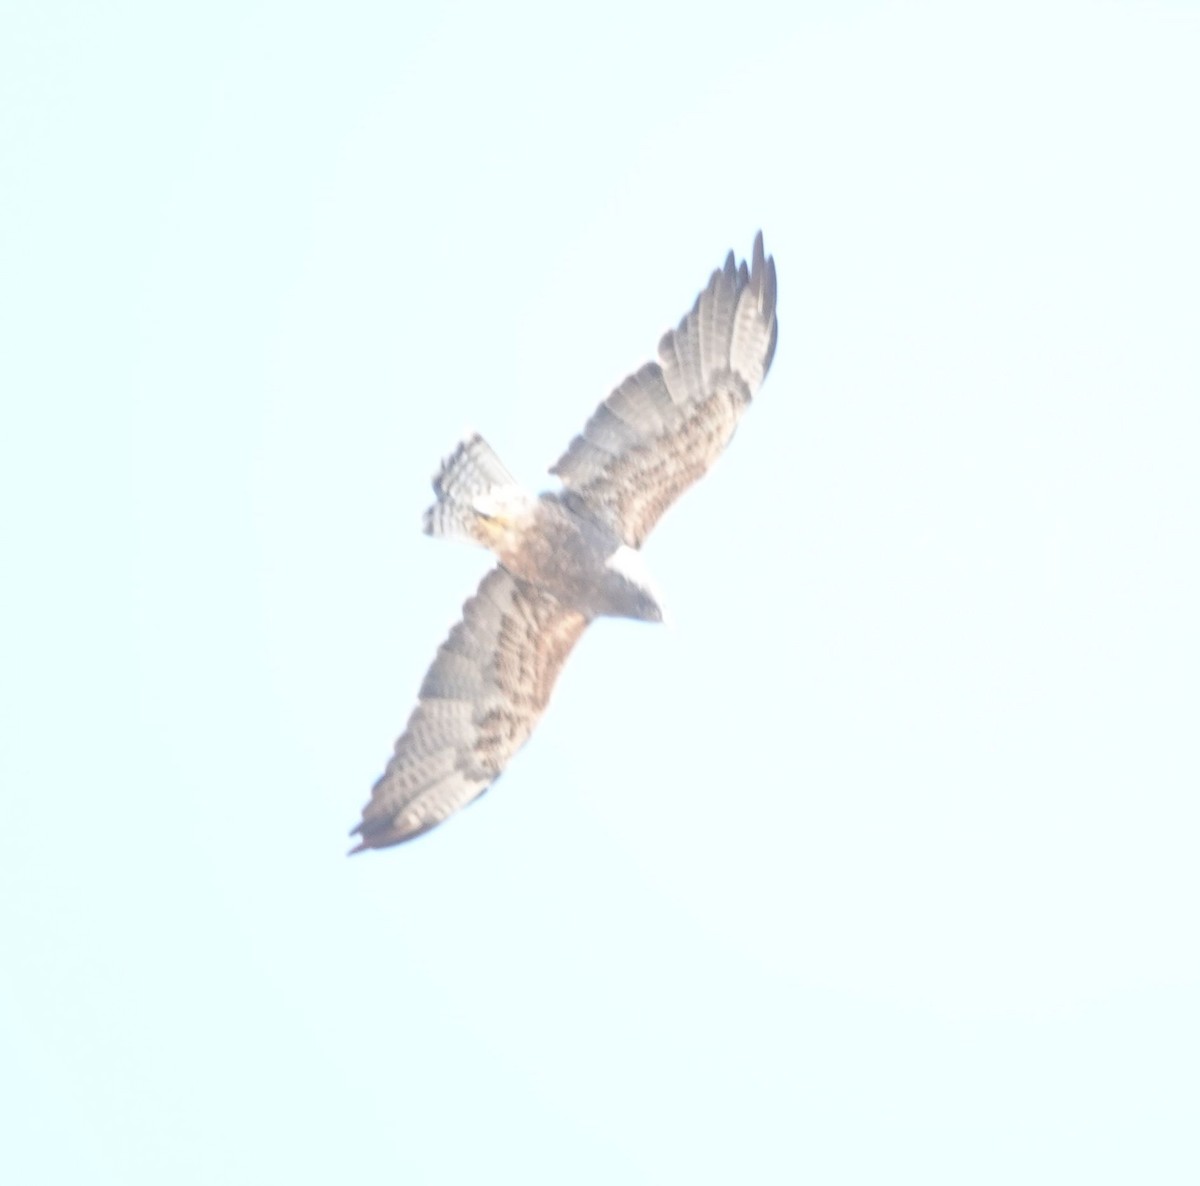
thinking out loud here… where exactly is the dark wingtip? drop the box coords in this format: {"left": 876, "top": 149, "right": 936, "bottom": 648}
{"left": 763, "top": 254, "right": 778, "bottom": 318}
{"left": 348, "top": 808, "right": 443, "bottom": 852}
{"left": 347, "top": 818, "right": 392, "bottom": 854}
{"left": 748, "top": 231, "right": 777, "bottom": 318}
{"left": 763, "top": 310, "right": 779, "bottom": 378}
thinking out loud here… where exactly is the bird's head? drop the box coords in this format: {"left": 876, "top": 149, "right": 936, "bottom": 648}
{"left": 602, "top": 545, "right": 670, "bottom": 625}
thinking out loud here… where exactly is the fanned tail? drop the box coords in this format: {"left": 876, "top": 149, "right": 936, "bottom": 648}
{"left": 423, "top": 433, "right": 530, "bottom": 545}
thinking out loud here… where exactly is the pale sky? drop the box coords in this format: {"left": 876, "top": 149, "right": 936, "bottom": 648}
{"left": 3, "top": 1, "right": 1199, "bottom": 1182}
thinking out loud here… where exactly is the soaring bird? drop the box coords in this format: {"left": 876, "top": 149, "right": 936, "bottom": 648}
{"left": 352, "top": 233, "right": 778, "bottom": 851}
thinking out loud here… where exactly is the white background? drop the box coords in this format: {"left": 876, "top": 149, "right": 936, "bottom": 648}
{"left": 3, "top": 1, "right": 1198, "bottom": 1181}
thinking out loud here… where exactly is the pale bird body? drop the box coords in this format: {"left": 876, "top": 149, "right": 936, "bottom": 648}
{"left": 352, "top": 233, "right": 778, "bottom": 851}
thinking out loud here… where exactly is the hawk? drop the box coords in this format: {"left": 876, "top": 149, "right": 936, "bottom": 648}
{"left": 351, "top": 233, "right": 778, "bottom": 851}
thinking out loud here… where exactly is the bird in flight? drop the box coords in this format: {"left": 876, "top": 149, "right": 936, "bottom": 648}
{"left": 351, "top": 233, "right": 778, "bottom": 851}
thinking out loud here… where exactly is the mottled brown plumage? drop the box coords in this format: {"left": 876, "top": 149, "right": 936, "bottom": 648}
{"left": 351, "top": 233, "right": 778, "bottom": 851}
{"left": 552, "top": 232, "right": 777, "bottom": 546}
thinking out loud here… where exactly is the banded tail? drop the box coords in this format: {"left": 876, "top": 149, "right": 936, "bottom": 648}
{"left": 423, "top": 433, "right": 534, "bottom": 547}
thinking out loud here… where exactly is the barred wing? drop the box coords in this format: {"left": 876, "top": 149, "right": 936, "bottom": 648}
{"left": 551, "top": 232, "right": 778, "bottom": 548}
{"left": 351, "top": 567, "right": 589, "bottom": 850}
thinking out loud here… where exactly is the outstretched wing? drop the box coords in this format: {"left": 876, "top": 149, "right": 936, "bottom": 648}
{"left": 351, "top": 567, "right": 589, "bottom": 850}
{"left": 551, "top": 231, "right": 778, "bottom": 548}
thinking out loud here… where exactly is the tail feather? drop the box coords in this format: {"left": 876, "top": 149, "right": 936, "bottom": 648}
{"left": 431, "top": 433, "right": 517, "bottom": 504}
{"left": 423, "top": 433, "right": 529, "bottom": 543}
